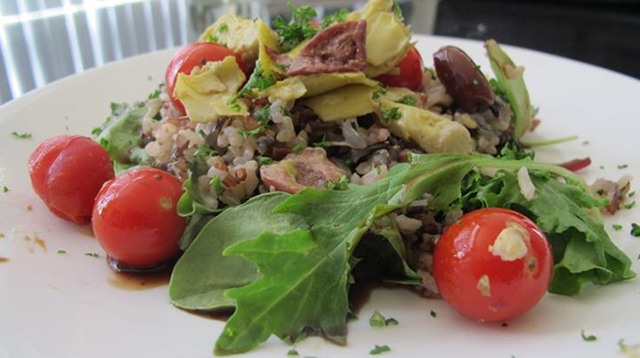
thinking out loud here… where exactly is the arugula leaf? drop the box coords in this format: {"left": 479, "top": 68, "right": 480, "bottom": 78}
{"left": 485, "top": 40, "right": 533, "bottom": 139}
{"left": 172, "top": 153, "right": 634, "bottom": 354}
{"left": 457, "top": 164, "right": 634, "bottom": 295}
{"left": 169, "top": 192, "right": 307, "bottom": 311}
{"left": 214, "top": 165, "right": 413, "bottom": 354}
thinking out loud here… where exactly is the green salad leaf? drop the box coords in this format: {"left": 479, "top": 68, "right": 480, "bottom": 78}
{"left": 169, "top": 153, "right": 634, "bottom": 355}
{"left": 93, "top": 102, "right": 153, "bottom": 172}
{"left": 169, "top": 192, "right": 307, "bottom": 311}
{"left": 486, "top": 40, "right": 533, "bottom": 139}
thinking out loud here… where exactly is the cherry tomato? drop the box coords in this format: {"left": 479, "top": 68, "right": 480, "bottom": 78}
{"left": 432, "top": 208, "right": 553, "bottom": 323}
{"left": 92, "top": 167, "right": 186, "bottom": 269}
{"left": 376, "top": 46, "right": 424, "bottom": 91}
{"left": 165, "top": 42, "right": 248, "bottom": 114}
{"left": 28, "top": 135, "right": 115, "bottom": 225}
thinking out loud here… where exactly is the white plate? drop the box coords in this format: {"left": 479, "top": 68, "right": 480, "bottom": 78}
{"left": 1, "top": 35, "right": 639, "bottom": 358}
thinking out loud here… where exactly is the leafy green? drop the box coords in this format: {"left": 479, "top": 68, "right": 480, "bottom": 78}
{"left": 370, "top": 344, "right": 391, "bottom": 355}
{"left": 233, "top": 63, "right": 276, "bottom": 100}
{"left": 176, "top": 151, "right": 221, "bottom": 218}
{"left": 272, "top": 3, "right": 318, "bottom": 52}
{"left": 170, "top": 153, "right": 634, "bottom": 355}
{"left": 169, "top": 192, "right": 307, "bottom": 311}
{"left": 369, "top": 311, "right": 398, "bottom": 327}
{"left": 11, "top": 131, "right": 32, "bottom": 139}
{"left": 93, "top": 102, "right": 152, "bottom": 171}
{"left": 455, "top": 159, "right": 635, "bottom": 295}
{"left": 485, "top": 40, "right": 532, "bottom": 139}
{"left": 320, "top": 8, "right": 348, "bottom": 29}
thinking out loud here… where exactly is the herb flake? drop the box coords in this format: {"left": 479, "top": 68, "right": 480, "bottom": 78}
{"left": 370, "top": 344, "right": 391, "bottom": 355}
{"left": 382, "top": 107, "right": 401, "bottom": 121}
{"left": 272, "top": 4, "right": 318, "bottom": 52}
{"left": 11, "top": 131, "right": 32, "bottom": 139}
{"left": 631, "top": 223, "right": 640, "bottom": 237}
{"left": 369, "top": 310, "right": 398, "bottom": 327}
{"left": 580, "top": 330, "right": 597, "bottom": 342}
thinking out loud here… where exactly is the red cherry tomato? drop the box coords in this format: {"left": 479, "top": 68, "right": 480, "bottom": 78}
{"left": 376, "top": 46, "right": 424, "bottom": 91}
{"left": 432, "top": 208, "right": 553, "bottom": 323}
{"left": 165, "top": 42, "right": 248, "bottom": 114}
{"left": 92, "top": 167, "right": 186, "bottom": 269}
{"left": 28, "top": 135, "right": 115, "bottom": 225}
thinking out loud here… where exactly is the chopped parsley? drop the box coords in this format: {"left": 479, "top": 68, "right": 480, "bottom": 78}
{"left": 617, "top": 164, "right": 629, "bottom": 170}
{"left": 2, "top": 186, "right": 8, "bottom": 193}
{"left": 580, "top": 330, "right": 597, "bottom": 342}
{"left": 257, "top": 156, "right": 273, "bottom": 166}
{"left": 382, "top": 107, "right": 402, "bottom": 121}
{"left": 370, "top": 344, "right": 391, "bottom": 355}
{"left": 631, "top": 223, "right": 640, "bottom": 237}
{"left": 324, "top": 176, "right": 350, "bottom": 191}
{"left": 624, "top": 201, "right": 637, "bottom": 210}
{"left": 612, "top": 224, "right": 623, "bottom": 231}
{"left": 371, "top": 86, "right": 387, "bottom": 100}
{"left": 240, "top": 104, "right": 271, "bottom": 138}
{"left": 217, "top": 23, "right": 228, "bottom": 33}
{"left": 369, "top": 310, "right": 398, "bottom": 327}
{"left": 193, "top": 145, "right": 218, "bottom": 162}
{"left": 312, "top": 134, "right": 332, "bottom": 148}
{"left": 429, "top": 310, "right": 437, "bottom": 318}
{"left": 11, "top": 131, "right": 32, "bottom": 139}
{"left": 85, "top": 252, "right": 100, "bottom": 258}
{"left": 320, "top": 8, "right": 348, "bottom": 29}
{"left": 147, "top": 89, "right": 161, "bottom": 99}
{"left": 272, "top": 4, "right": 318, "bottom": 52}
{"left": 291, "top": 142, "right": 305, "bottom": 153}
{"left": 396, "top": 95, "right": 416, "bottom": 106}
{"left": 210, "top": 176, "right": 225, "bottom": 197}
{"left": 235, "top": 64, "right": 276, "bottom": 99}
{"left": 57, "top": 249, "right": 67, "bottom": 255}
{"left": 286, "top": 348, "right": 299, "bottom": 356}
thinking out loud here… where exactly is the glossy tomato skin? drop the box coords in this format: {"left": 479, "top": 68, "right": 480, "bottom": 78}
{"left": 165, "top": 42, "right": 247, "bottom": 114}
{"left": 376, "top": 46, "right": 424, "bottom": 91}
{"left": 28, "top": 135, "right": 115, "bottom": 224}
{"left": 92, "top": 167, "right": 186, "bottom": 269}
{"left": 432, "top": 208, "right": 553, "bottom": 323}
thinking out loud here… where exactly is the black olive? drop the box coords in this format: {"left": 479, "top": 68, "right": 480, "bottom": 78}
{"left": 433, "top": 46, "right": 495, "bottom": 113}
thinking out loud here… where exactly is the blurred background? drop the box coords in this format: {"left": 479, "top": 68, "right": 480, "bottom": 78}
{"left": 0, "top": 0, "right": 638, "bottom": 105}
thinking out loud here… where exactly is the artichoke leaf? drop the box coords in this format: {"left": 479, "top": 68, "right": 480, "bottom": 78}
{"left": 174, "top": 56, "right": 248, "bottom": 123}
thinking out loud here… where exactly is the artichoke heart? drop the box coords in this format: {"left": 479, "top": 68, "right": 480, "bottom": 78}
{"left": 173, "top": 56, "right": 248, "bottom": 123}
{"left": 256, "top": 18, "right": 284, "bottom": 77}
{"left": 199, "top": 14, "right": 259, "bottom": 68}
{"left": 376, "top": 98, "right": 474, "bottom": 154}
{"left": 303, "top": 84, "right": 376, "bottom": 122}
{"left": 347, "top": 0, "right": 412, "bottom": 77}
{"left": 263, "top": 72, "right": 378, "bottom": 103}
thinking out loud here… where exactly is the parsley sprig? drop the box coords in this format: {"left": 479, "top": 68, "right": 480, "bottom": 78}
{"left": 272, "top": 4, "right": 318, "bottom": 52}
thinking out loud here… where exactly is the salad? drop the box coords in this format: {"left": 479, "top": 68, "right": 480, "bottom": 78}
{"left": 26, "top": 0, "right": 635, "bottom": 356}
